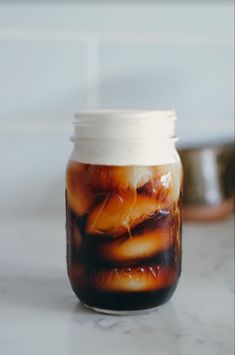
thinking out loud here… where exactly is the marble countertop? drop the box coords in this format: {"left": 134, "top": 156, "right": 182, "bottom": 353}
{"left": 0, "top": 215, "right": 234, "bottom": 355}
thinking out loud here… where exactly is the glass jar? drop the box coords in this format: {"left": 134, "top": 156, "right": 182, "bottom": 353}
{"left": 66, "top": 110, "right": 183, "bottom": 314}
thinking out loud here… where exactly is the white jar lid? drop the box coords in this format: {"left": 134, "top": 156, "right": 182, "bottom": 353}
{"left": 72, "top": 110, "right": 176, "bottom": 141}
{"left": 71, "top": 110, "right": 178, "bottom": 166}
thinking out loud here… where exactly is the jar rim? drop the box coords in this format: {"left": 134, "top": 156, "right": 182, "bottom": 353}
{"left": 74, "top": 109, "right": 177, "bottom": 122}
{"left": 73, "top": 109, "right": 177, "bottom": 140}
{"left": 71, "top": 110, "right": 178, "bottom": 165}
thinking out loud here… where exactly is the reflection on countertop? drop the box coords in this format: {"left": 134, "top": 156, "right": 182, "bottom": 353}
{"left": 0, "top": 215, "right": 234, "bottom": 355}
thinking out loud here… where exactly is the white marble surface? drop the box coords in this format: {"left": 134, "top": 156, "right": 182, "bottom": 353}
{"left": 0, "top": 215, "right": 234, "bottom": 355}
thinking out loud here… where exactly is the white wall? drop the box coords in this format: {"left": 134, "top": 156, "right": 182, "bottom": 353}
{"left": 0, "top": 2, "right": 234, "bottom": 216}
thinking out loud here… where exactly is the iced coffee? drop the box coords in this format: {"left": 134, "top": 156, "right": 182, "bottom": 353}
{"left": 66, "top": 161, "right": 182, "bottom": 312}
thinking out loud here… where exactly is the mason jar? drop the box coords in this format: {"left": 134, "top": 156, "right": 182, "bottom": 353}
{"left": 65, "top": 110, "right": 183, "bottom": 314}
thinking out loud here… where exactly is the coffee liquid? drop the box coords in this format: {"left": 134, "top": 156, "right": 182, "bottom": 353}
{"left": 66, "top": 161, "right": 182, "bottom": 312}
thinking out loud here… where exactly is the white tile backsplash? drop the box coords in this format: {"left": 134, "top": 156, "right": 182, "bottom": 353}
{"left": 100, "top": 41, "right": 234, "bottom": 143}
{"left": 0, "top": 128, "right": 71, "bottom": 216}
{"left": 0, "top": 3, "right": 233, "bottom": 35}
{"left": 0, "top": 2, "right": 233, "bottom": 215}
{"left": 0, "top": 41, "right": 87, "bottom": 120}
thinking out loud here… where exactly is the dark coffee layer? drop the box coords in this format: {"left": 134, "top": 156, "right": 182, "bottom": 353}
{"left": 72, "top": 283, "right": 179, "bottom": 312}
{"left": 66, "top": 162, "right": 182, "bottom": 311}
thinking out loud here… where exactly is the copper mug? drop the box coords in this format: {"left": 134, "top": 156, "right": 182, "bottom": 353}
{"left": 179, "top": 142, "right": 234, "bottom": 221}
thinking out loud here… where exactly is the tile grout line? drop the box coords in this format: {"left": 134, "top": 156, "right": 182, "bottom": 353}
{"left": 86, "top": 36, "right": 101, "bottom": 109}
{"left": 0, "top": 29, "right": 233, "bottom": 46}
